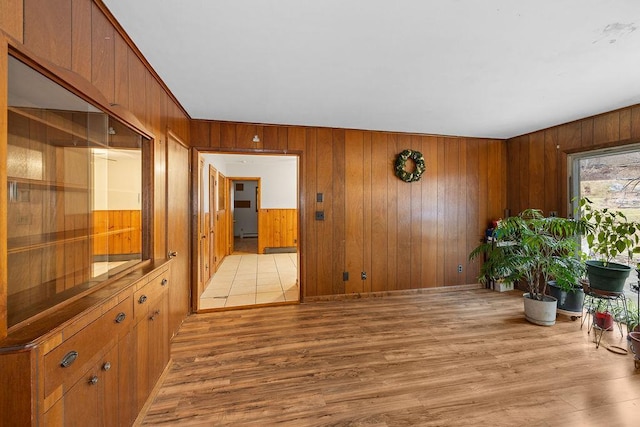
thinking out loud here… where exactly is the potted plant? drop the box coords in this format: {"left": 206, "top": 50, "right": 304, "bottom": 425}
{"left": 470, "top": 209, "right": 587, "bottom": 326}
{"left": 548, "top": 279, "right": 585, "bottom": 315}
{"left": 547, "top": 251, "right": 588, "bottom": 316}
{"left": 592, "top": 298, "right": 614, "bottom": 331}
{"left": 611, "top": 300, "right": 640, "bottom": 333}
{"left": 578, "top": 197, "right": 640, "bottom": 292}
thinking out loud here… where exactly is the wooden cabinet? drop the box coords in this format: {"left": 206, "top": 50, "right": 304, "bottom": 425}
{"left": 0, "top": 261, "right": 171, "bottom": 426}
{"left": 44, "top": 344, "right": 120, "bottom": 426}
{"left": 1, "top": 34, "right": 181, "bottom": 427}
{"left": 133, "top": 269, "right": 170, "bottom": 413}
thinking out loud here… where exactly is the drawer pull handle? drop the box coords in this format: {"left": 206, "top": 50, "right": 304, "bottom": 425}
{"left": 161, "top": 278, "right": 168, "bottom": 286}
{"left": 103, "top": 362, "right": 111, "bottom": 371}
{"left": 60, "top": 351, "right": 78, "bottom": 368}
{"left": 115, "top": 312, "right": 126, "bottom": 323}
{"left": 89, "top": 375, "right": 99, "bottom": 385}
{"left": 149, "top": 309, "right": 160, "bottom": 321}
{"left": 138, "top": 295, "right": 148, "bottom": 304}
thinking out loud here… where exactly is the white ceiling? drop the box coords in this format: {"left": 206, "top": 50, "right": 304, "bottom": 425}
{"left": 103, "top": 0, "right": 640, "bottom": 139}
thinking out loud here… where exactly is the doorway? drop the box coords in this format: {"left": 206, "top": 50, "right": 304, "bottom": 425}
{"left": 194, "top": 152, "right": 300, "bottom": 310}
{"left": 231, "top": 178, "right": 260, "bottom": 254}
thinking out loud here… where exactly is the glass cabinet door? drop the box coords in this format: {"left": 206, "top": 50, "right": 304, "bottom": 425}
{"left": 6, "top": 56, "right": 148, "bottom": 327}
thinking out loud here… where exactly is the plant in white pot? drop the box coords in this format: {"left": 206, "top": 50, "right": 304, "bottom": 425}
{"left": 470, "top": 209, "right": 587, "bottom": 326}
{"left": 577, "top": 197, "right": 640, "bottom": 293}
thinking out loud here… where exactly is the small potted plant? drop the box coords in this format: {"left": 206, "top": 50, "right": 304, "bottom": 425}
{"left": 592, "top": 298, "right": 614, "bottom": 331}
{"left": 547, "top": 252, "right": 588, "bottom": 316}
{"left": 611, "top": 300, "right": 640, "bottom": 333}
{"left": 577, "top": 197, "right": 640, "bottom": 293}
{"left": 470, "top": 209, "right": 587, "bottom": 326}
{"left": 547, "top": 279, "right": 585, "bottom": 315}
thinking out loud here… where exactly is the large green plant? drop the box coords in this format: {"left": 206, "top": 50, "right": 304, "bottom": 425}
{"left": 470, "top": 209, "right": 587, "bottom": 301}
{"left": 577, "top": 197, "right": 640, "bottom": 264}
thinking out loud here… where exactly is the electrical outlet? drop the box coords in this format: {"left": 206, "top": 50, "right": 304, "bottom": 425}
{"left": 315, "top": 211, "right": 325, "bottom": 220}
{"left": 343, "top": 272, "right": 349, "bottom": 281}
{"left": 361, "top": 271, "right": 367, "bottom": 280}
{"left": 457, "top": 264, "right": 463, "bottom": 273}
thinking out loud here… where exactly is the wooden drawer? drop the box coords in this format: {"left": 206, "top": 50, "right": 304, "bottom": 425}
{"left": 43, "top": 297, "right": 132, "bottom": 399}
{"left": 133, "top": 271, "right": 169, "bottom": 323}
{"left": 44, "top": 342, "right": 119, "bottom": 426}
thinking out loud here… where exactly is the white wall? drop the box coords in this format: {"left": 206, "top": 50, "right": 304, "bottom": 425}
{"left": 202, "top": 154, "right": 297, "bottom": 212}
{"left": 92, "top": 149, "right": 141, "bottom": 210}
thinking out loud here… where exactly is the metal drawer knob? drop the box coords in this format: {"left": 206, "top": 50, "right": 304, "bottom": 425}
{"left": 115, "top": 312, "right": 126, "bottom": 323}
{"left": 102, "top": 362, "right": 111, "bottom": 371}
{"left": 161, "top": 278, "right": 168, "bottom": 286}
{"left": 138, "top": 295, "right": 148, "bottom": 304}
{"left": 60, "top": 351, "right": 78, "bottom": 368}
{"left": 89, "top": 375, "right": 99, "bottom": 386}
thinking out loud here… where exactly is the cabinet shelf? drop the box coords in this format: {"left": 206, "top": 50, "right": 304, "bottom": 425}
{"left": 7, "top": 176, "right": 88, "bottom": 192}
{"left": 8, "top": 106, "right": 108, "bottom": 148}
{"left": 8, "top": 227, "right": 138, "bottom": 254}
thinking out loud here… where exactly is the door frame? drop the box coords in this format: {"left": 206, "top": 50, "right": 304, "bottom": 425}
{"left": 190, "top": 148, "right": 201, "bottom": 311}
{"left": 208, "top": 165, "right": 218, "bottom": 273}
{"left": 191, "top": 149, "right": 303, "bottom": 311}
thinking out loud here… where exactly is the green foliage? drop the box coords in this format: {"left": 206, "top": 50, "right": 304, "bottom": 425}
{"left": 612, "top": 300, "right": 640, "bottom": 332}
{"left": 469, "top": 209, "right": 587, "bottom": 301}
{"left": 578, "top": 197, "right": 640, "bottom": 265}
{"left": 395, "top": 149, "right": 425, "bottom": 183}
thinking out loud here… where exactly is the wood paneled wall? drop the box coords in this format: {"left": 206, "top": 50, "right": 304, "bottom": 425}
{"left": 191, "top": 120, "right": 507, "bottom": 297}
{"left": 506, "top": 105, "right": 640, "bottom": 218}
{"left": 258, "top": 209, "right": 297, "bottom": 254}
{"left": 1, "top": 0, "right": 191, "bottom": 261}
{"left": 0, "top": 35, "right": 7, "bottom": 338}
{"left": 92, "top": 210, "right": 142, "bottom": 256}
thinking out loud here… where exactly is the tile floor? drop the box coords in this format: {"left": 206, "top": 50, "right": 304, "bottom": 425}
{"left": 92, "top": 261, "right": 128, "bottom": 277}
{"left": 200, "top": 252, "right": 299, "bottom": 309}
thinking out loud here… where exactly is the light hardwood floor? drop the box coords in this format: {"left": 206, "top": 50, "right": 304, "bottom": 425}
{"left": 141, "top": 289, "right": 640, "bottom": 426}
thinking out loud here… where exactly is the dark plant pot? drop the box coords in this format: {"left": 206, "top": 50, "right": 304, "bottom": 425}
{"left": 595, "top": 311, "right": 614, "bottom": 331}
{"left": 585, "top": 260, "right": 631, "bottom": 293}
{"left": 548, "top": 281, "right": 584, "bottom": 313}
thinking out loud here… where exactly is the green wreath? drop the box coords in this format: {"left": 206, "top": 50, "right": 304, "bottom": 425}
{"left": 395, "top": 149, "right": 425, "bottom": 182}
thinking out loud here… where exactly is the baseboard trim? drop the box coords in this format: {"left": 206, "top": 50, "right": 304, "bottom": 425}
{"left": 304, "top": 283, "right": 484, "bottom": 302}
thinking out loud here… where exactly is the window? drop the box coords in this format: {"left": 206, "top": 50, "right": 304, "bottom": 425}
{"left": 6, "top": 56, "right": 149, "bottom": 327}
{"left": 570, "top": 146, "right": 640, "bottom": 294}
{"left": 570, "top": 146, "right": 640, "bottom": 228}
